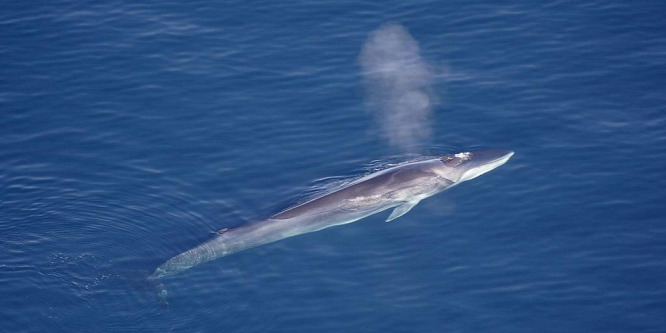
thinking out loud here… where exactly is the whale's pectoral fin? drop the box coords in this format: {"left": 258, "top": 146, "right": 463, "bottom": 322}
{"left": 386, "top": 200, "right": 420, "bottom": 222}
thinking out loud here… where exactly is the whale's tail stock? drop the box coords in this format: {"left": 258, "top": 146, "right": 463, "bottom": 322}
{"left": 147, "top": 274, "right": 169, "bottom": 309}
{"left": 123, "top": 269, "right": 169, "bottom": 310}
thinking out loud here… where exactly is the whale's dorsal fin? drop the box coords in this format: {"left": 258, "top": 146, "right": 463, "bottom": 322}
{"left": 386, "top": 200, "right": 420, "bottom": 222}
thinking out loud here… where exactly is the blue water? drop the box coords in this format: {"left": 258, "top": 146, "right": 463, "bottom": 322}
{"left": 2, "top": 1, "right": 666, "bottom": 332}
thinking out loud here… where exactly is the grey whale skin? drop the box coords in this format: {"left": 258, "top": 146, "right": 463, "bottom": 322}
{"left": 151, "top": 150, "right": 513, "bottom": 279}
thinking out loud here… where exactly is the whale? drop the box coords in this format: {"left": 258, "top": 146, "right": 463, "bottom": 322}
{"left": 150, "top": 149, "right": 513, "bottom": 282}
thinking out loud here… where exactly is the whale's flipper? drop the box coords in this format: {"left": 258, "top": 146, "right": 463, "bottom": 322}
{"left": 386, "top": 200, "right": 420, "bottom": 222}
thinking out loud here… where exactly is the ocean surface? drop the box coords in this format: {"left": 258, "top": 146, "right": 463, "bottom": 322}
{"left": 2, "top": 1, "right": 666, "bottom": 332}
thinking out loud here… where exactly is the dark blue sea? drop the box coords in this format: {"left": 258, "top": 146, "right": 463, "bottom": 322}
{"left": 2, "top": 1, "right": 666, "bottom": 332}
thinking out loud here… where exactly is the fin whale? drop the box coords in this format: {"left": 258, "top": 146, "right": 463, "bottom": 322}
{"left": 150, "top": 150, "right": 514, "bottom": 280}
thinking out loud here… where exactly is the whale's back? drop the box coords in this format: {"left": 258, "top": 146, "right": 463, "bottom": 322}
{"left": 272, "top": 160, "right": 440, "bottom": 220}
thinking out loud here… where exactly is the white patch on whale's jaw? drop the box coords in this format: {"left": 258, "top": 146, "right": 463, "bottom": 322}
{"left": 459, "top": 152, "right": 513, "bottom": 182}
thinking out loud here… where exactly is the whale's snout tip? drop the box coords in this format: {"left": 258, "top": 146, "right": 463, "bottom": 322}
{"left": 453, "top": 149, "right": 514, "bottom": 182}
{"left": 473, "top": 149, "right": 514, "bottom": 163}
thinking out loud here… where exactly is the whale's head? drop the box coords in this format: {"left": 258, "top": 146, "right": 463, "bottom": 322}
{"left": 435, "top": 150, "right": 514, "bottom": 184}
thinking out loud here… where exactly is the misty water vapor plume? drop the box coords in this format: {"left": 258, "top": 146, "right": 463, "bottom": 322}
{"left": 359, "top": 23, "right": 437, "bottom": 152}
